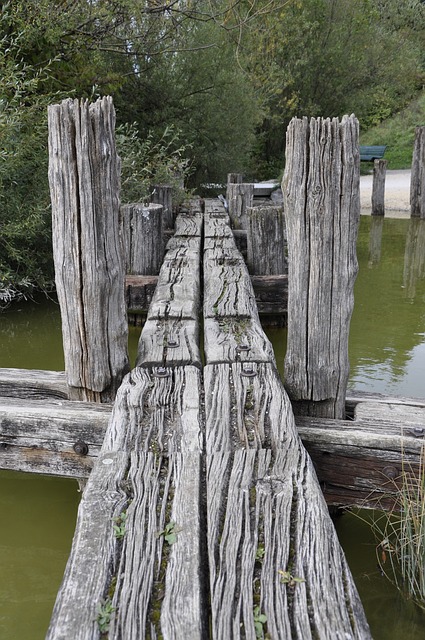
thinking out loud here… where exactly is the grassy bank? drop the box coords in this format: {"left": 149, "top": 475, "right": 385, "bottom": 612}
{"left": 360, "top": 89, "right": 425, "bottom": 170}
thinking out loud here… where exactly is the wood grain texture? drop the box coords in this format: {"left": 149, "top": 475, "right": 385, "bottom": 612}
{"left": 46, "top": 450, "right": 129, "bottom": 640}
{"left": 203, "top": 318, "right": 275, "bottom": 365}
{"left": 122, "top": 203, "right": 164, "bottom": 275}
{"left": 247, "top": 205, "right": 287, "bottom": 275}
{"left": 226, "top": 183, "right": 254, "bottom": 230}
{"left": 282, "top": 115, "right": 360, "bottom": 418}
{"left": 410, "top": 126, "right": 425, "bottom": 218}
{"left": 125, "top": 275, "right": 158, "bottom": 312}
{"left": 48, "top": 97, "right": 129, "bottom": 402}
{"left": 151, "top": 184, "right": 173, "bottom": 229}
{"left": 137, "top": 318, "right": 201, "bottom": 368}
{"left": 371, "top": 159, "right": 387, "bottom": 216}
{"left": 0, "top": 368, "right": 68, "bottom": 399}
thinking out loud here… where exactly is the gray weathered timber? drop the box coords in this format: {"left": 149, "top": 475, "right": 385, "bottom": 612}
{"left": 411, "top": 125, "right": 425, "bottom": 218}
{"left": 122, "top": 203, "right": 163, "bottom": 275}
{"left": 371, "top": 158, "right": 387, "bottom": 216}
{"left": 48, "top": 97, "right": 129, "bottom": 402}
{"left": 151, "top": 184, "right": 173, "bottom": 229}
{"left": 126, "top": 275, "right": 158, "bottom": 311}
{"left": 0, "top": 368, "right": 68, "bottom": 399}
{"left": 46, "top": 450, "right": 129, "bottom": 640}
{"left": 226, "top": 183, "right": 254, "bottom": 230}
{"left": 247, "top": 205, "right": 287, "bottom": 275}
{"left": 202, "top": 199, "right": 371, "bottom": 639}
{"left": 0, "top": 397, "right": 108, "bottom": 477}
{"left": 251, "top": 275, "right": 288, "bottom": 316}
{"left": 137, "top": 318, "right": 201, "bottom": 368}
{"left": 203, "top": 318, "right": 275, "bottom": 365}
{"left": 282, "top": 115, "right": 360, "bottom": 418}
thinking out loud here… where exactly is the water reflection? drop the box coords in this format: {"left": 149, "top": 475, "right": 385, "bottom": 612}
{"left": 349, "top": 215, "right": 425, "bottom": 398}
{"left": 403, "top": 218, "right": 425, "bottom": 301}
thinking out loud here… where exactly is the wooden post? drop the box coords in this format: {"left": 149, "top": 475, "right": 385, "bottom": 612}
{"left": 48, "top": 97, "right": 129, "bottom": 403}
{"left": 227, "top": 172, "right": 242, "bottom": 185}
{"left": 282, "top": 115, "right": 360, "bottom": 419}
{"left": 226, "top": 183, "right": 254, "bottom": 230}
{"left": 151, "top": 184, "right": 173, "bottom": 229}
{"left": 122, "top": 203, "right": 163, "bottom": 275}
{"left": 410, "top": 126, "right": 425, "bottom": 218}
{"left": 371, "top": 158, "right": 387, "bottom": 216}
{"left": 246, "top": 205, "right": 286, "bottom": 275}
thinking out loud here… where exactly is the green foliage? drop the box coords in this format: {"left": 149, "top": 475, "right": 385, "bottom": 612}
{"left": 113, "top": 511, "right": 127, "bottom": 540}
{"left": 117, "top": 123, "right": 192, "bottom": 206}
{"left": 361, "top": 89, "right": 425, "bottom": 169}
{"left": 253, "top": 605, "right": 267, "bottom": 639}
{"left": 157, "top": 521, "right": 179, "bottom": 545}
{"left": 96, "top": 598, "right": 115, "bottom": 634}
{"left": 361, "top": 448, "right": 425, "bottom": 610}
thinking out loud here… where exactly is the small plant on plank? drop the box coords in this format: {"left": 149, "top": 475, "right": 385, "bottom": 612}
{"left": 255, "top": 545, "right": 265, "bottom": 562}
{"left": 253, "top": 605, "right": 267, "bottom": 638}
{"left": 97, "top": 598, "right": 115, "bottom": 634}
{"left": 158, "top": 521, "right": 179, "bottom": 545}
{"left": 278, "top": 570, "right": 305, "bottom": 588}
{"left": 113, "top": 511, "right": 127, "bottom": 540}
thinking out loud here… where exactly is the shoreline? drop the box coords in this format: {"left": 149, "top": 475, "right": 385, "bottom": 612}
{"left": 360, "top": 168, "right": 410, "bottom": 218}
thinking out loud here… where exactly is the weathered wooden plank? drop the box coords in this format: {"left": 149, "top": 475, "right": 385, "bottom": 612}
{"left": 108, "top": 451, "right": 206, "bottom": 640}
{"left": 48, "top": 97, "right": 129, "bottom": 402}
{"left": 203, "top": 318, "right": 275, "bottom": 365}
{"left": 251, "top": 275, "right": 288, "bottom": 315}
{"left": 136, "top": 318, "right": 201, "bottom": 368}
{"left": 126, "top": 275, "right": 158, "bottom": 311}
{"left": 204, "top": 247, "right": 258, "bottom": 319}
{"left": 204, "top": 363, "right": 297, "bottom": 453}
{"left": 148, "top": 256, "right": 201, "bottom": 320}
{"left": 283, "top": 115, "right": 360, "bottom": 418}
{"left": 173, "top": 209, "right": 203, "bottom": 236}
{"left": 207, "top": 450, "right": 369, "bottom": 639}
{"left": 0, "top": 397, "right": 108, "bottom": 476}
{"left": 165, "top": 235, "right": 201, "bottom": 253}
{"left": 46, "top": 450, "right": 129, "bottom": 640}
{"left": 227, "top": 183, "right": 254, "bottom": 230}
{"left": 0, "top": 368, "right": 68, "bottom": 399}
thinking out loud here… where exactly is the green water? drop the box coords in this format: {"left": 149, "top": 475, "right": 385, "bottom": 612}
{"left": 1, "top": 215, "right": 425, "bottom": 638}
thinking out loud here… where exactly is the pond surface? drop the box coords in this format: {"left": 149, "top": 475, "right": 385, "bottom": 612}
{"left": 1, "top": 215, "right": 425, "bottom": 638}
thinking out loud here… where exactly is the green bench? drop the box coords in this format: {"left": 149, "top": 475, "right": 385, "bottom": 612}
{"left": 360, "top": 145, "right": 387, "bottom": 161}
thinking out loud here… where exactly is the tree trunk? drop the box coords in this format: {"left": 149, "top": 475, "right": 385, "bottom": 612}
{"left": 410, "top": 126, "right": 425, "bottom": 218}
{"left": 122, "top": 203, "right": 163, "bottom": 275}
{"left": 247, "top": 205, "right": 286, "bottom": 275}
{"left": 371, "top": 158, "right": 387, "bottom": 216}
{"left": 282, "top": 115, "right": 360, "bottom": 418}
{"left": 48, "top": 97, "right": 129, "bottom": 402}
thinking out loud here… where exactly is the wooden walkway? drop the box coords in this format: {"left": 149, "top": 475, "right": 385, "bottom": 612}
{"left": 40, "top": 199, "right": 371, "bottom": 639}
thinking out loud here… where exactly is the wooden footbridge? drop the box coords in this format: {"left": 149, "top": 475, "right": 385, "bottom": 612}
{"left": 46, "top": 198, "right": 372, "bottom": 639}
{"left": 2, "top": 98, "right": 425, "bottom": 638}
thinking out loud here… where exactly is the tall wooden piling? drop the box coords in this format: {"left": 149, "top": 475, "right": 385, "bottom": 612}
{"left": 48, "top": 97, "right": 129, "bottom": 402}
{"left": 282, "top": 115, "right": 360, "bottom": 418}
{"left": 227, "top": 183, "right": 254, "bottom": 230}
{"left": 246, "top": 205, "right": 286, "bottom": 275}
{"left": 151, "top": 184, "right": 173, "bottom": 229}
{"left": 371, "top": 158, "right": 387, "bottom": 216}
{"left": 122, "top": 203, "right": 163, "bottom": 275}
{"left": 411, "top": 126, "right": 425, "bottom": 218}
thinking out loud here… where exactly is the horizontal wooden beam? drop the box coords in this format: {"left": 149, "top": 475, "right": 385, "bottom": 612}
{"left": 126, "top": 274, "right": 287, "bottom": 316}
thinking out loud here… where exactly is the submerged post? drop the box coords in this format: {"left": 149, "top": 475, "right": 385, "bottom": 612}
{"left": 48, "top": 97, "right": 129, "bottom": 402}
{"left": 410, "top": 126, "right": 425, "bottom": 218}
{"left": 282, "top": 115, "right": 360, "bottom": 418}
{"left": 372, "top": 158, "right": 387, "bottom": 216}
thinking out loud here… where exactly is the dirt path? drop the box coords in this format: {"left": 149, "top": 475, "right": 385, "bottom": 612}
{"left": 360, "top": 169, "right": 411, "bottom": 217}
